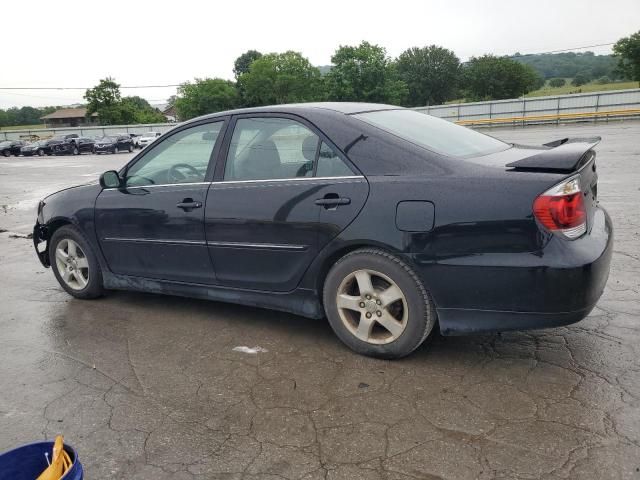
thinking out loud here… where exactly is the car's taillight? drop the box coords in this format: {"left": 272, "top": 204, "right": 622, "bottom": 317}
{"left": 533, "top": 176, "right": 586, "bottom": 239}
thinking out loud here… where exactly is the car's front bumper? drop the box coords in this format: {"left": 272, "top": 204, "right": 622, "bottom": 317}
{"left": 33, "top": 221, "right": 49, "bottom": 267}
{"left": 411, "top": 207, "right": 613, "bottom": 335}
{"left": 94, "top": 145, "right": 115, "bottom": 152}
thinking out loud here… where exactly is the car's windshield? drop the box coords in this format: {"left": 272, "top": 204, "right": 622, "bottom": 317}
{"left": 354, "top": 109, "right": 509, "bottom": 158}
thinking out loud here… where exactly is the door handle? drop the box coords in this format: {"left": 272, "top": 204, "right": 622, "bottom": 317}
{"left": 315, "top": 196, "right": 351, "bottom": 208}
{"left": 176, "top": 199, "right": 202, "bottom": 211}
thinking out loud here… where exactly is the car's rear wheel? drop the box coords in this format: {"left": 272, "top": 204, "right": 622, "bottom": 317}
{"left": 323, "top": 248, "right": 435, "bottom": 359}
{"left": 37, "top": 149, "right": 44, "bottom": 156}
{"left": 72, "top": 146, "right": 79, "bottom": 155}
{"left": 50, "top": 225, "right": 104, "bottom": 299}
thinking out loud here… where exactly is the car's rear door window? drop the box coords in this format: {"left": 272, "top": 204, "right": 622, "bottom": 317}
{"left": 224, "top": 117, "right": 320, "bottom": 181}
{"left": 223, "top": 117, "right": 355, "bottom": 181}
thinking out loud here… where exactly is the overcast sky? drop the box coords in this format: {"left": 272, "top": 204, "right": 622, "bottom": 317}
{"left": 2, "top": 0, "right": 638, "bottom": 109}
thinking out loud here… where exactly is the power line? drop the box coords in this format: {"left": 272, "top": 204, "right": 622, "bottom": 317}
{"left": 505, "top": 42, "right": 615, "bottom": 57}
{"left": 0, "top": 84, "right": 181, "bottom": 91}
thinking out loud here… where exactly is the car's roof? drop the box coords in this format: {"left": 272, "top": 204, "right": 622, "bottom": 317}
{"left": 194, "top": 102, "right": 401, "bottom": 122}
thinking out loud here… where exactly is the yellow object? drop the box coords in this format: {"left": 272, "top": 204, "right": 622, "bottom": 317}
{"left": 36, "top": 436, "right": 72, "bottom": 480}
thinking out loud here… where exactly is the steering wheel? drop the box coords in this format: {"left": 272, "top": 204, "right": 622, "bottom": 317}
{"left": 295, "top": 161, "right": 313, "bottom": 178}
{"left": 168, "top": 163, "right": 200, "bottom": 183}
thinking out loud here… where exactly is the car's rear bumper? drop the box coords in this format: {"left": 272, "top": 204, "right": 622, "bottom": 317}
{"left": 412, "top": 207, "right": 613, "bottom": 335}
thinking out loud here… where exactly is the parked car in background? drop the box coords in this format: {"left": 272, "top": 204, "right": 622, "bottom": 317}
{"left": 52, "top": 137, "right": 96, "bottom": 155}
{"left": 41, "top": 138, "right": 64, "bottom": 155}
{"left": 94, "top": 135, "right": 134, "bottom": 154}
{"left": 21, "top": 140, "right": 50, "bottom": 156}
{"left": 137, "top": 132, "right": 161, "bottom": 148}
{"left": 129, "top": 133, "right": 141, "bottom": 148}
{"left": 0, "top": 140, "right": 25, "bottom": 157}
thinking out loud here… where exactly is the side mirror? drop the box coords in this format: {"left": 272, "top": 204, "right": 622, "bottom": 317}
{"left": 100, "top": 170, "right": 121, "bottom": 189}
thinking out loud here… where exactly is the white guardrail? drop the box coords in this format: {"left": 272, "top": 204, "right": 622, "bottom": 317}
{"left": 0, "top": 123, "right": 177, "bottom": 141}
{"left": 415, "top": 88, "right": 640, "bottom": 126}
{"left": 2, "top": 88, "right": 640, "bottom": 140}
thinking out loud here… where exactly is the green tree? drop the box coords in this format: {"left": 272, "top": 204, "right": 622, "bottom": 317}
{"left": 571, "top": 73, "right": 589, "bottom": 87}
{"left": 84, "top": 77, "right": 121, "bottom": 115}
{"left": 239, "top": 51, "right": 323, "bottom": 106}
{"left": 175, "top": 78, "right": 239, "bottom": 120}
{"left": 548, "top": 78, "right": 566, "bottom": 88}
{"left": 396, "top": 45, "right": 461, "bottom": 106}
{"left": 325, "top": 41, "right": 407, "bottom": 104}
{"left": 462, "top": 55, "right": 544, "bottom": 100}
{"left": 121, "top": 96, "right": 166, "bottom": 123}
{"left": 613, "top": 31, "right": 640, "bottom": 84}
{"left": 233, "top": 50, "right": 263, "bottom": 78}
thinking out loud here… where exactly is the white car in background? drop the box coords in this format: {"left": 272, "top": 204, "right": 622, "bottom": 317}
{"left": 137, "top": 132, "right": 161, "bottom": 148}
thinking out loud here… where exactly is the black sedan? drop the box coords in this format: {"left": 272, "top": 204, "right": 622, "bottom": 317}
{"left": 32, "top": 103, "right": 612, "bottom": 358}
{"left": 94, "top": 135, "right": 134, "bottom": 154}
{"left": 52, "top": 137, "right": 96, "bottom": 155}
{"left": 21, "top": 140, "right": 50, "bottom": 156}
{"left": 0, "top": 140, "right": 25, "bottom": 157}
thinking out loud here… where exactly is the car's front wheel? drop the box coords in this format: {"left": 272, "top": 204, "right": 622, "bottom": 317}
{"left": 128, "top": 144, "right": 133, "bottom": 152}
{"left": 323, "top": 248, "right": 435, "bottom": 359}
{"left": 2, "top": 150, "right": 9, "bottom": 157}
{"left": 50, "top": 225, "right": 104, "bottom": 299}
{"left": 72, "top": 146, "right": 79, "bottom": 155}
{"left": 37, "top": 149, "right": 44, "bottom": 156}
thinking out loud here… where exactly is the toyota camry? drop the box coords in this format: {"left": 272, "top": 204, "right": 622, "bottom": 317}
{"left": 32, "top": 103, "right": 612, "bottom": 358}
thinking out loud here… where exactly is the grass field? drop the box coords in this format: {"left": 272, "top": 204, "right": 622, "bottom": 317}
{"left": 0, "top": 124, "right": 43, "bottom": 131}
{"left": 525, "top": 80, "right": 639, "bottom": 98}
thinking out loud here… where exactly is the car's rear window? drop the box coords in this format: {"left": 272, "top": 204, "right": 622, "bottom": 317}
{"left": 354, "top": 109, "right": 509, "bottom": 158}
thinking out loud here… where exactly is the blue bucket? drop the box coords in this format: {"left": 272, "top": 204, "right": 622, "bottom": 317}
{"left": 0, "top": 441, "right": 83, "bottom": 480}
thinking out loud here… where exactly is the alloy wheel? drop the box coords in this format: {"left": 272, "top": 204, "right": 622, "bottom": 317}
{"left": 336, "top": 269, "right": 408, "bottom": 344}
{"left": 55, "top": 238, "right": 89, "bottom": 290}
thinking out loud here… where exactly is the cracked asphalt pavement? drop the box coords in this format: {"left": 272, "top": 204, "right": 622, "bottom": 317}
{"left": 0, "top": 122, "right": 639, "bottom": 479}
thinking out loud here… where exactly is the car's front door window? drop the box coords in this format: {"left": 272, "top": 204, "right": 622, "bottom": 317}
{"left": 125, "top": 122, "right": 222, "bottom": 187}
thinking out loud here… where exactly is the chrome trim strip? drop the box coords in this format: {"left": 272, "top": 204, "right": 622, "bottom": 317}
{"left": 103, "top": 182, "right": 210, "bottom": 191}
{"left": 214, "top": 175, "right": 364, "bottom": 185}
{"left": 102, "top": 176, "right": 365, "bottom": 191}
{"left": 103, "top": 237, "right": 207, "bottom": 246}
{"left": 206, "top": 241, "right": 307, "bottom": 251}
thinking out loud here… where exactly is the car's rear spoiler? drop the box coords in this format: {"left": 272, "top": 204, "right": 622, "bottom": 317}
{"left": 506, "top": 137, "right": 601, "bottom": 173}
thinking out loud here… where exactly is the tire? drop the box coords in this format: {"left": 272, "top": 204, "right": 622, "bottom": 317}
{"left": 113, "top": 146, "right": 118, "bottom": 154}
{"left": 323, "top": 248, "right": 435, "bottom": 359}
{"left": 49, "top": 225, "right": 104, "bottom": 299}
{"left": 72, "top": 146, "right": 79, "bottom": 155}
{"left": 38, "top": 149, "right": 44, "bottom": 156}
{"left": 128, "top": 144, "right": 133, "bottom": 153}
{"left": 2, "top": 150, "right": 9, "bottom": 157}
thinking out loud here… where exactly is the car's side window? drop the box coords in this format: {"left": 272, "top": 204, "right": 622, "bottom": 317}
{"left": 316, "top": 141, "right": 354, "bottom": 177}
{"left": 125, "top": 122, "right": 222, "bottom": 187}
{"left": 224, "top": 117, "right": 320, "bottom": 181}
